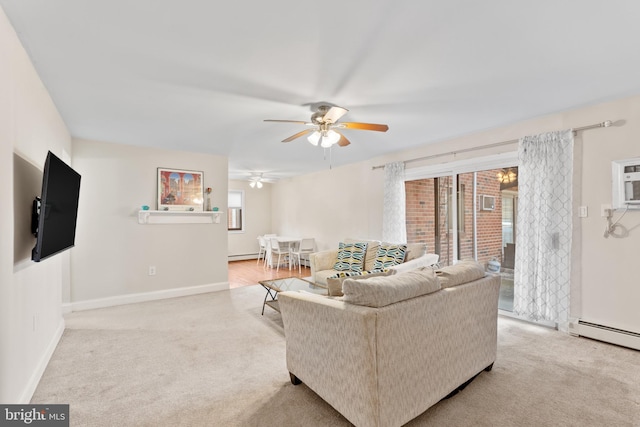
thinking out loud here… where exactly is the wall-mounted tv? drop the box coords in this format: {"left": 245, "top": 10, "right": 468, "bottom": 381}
{"left": 31, "top": 151, "right": 81, "bottom": 262}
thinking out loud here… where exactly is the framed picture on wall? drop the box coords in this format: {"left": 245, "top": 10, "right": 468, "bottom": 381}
{"left": 157, "top": 167, "right": 204, "bottom": 211}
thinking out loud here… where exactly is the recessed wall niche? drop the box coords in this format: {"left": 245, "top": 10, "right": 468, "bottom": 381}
{"left": 13, "top": 152, "right": 42, "bottom": 265}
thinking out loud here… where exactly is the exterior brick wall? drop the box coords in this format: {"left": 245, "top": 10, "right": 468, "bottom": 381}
{"left": 405, "top": 169, "right": 505, "bottom": 268}
{"left": 474, "top": 170, "right": 503, "bottom": 265}
{"left": 405, "top": 179, "right": 436, "bottom": 255}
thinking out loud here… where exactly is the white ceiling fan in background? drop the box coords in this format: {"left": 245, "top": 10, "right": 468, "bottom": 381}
{"left": 248, "top": 173, "right": 264, "bottom": 188}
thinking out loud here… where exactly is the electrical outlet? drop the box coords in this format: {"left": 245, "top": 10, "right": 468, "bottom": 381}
{"left": 148, "top": 266, "right": 156, "bottom": 276}
{"left": 601, "top": 204, "right": 612, "bottom": 217}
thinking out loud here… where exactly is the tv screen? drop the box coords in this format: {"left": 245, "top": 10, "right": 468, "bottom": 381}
{"left": 32, "top": 151, "right": 81, "bottom": 262}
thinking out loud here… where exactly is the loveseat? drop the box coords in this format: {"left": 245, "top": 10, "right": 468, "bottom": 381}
{"left": 308, "top": 238, "right": 433, "bottom": 288}
{"left": 279, "top": 261, "right": 500, "bottom": 427}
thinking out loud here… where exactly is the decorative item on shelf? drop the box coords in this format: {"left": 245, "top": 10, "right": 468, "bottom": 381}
{"left": 205, "top": 187, "right": 212, "bottom": 211}
{"left": 213, "top": 207, "right": 219, "bottom": 211}
{"left": 157, "top": 167, "right": 204, "bottom": 211}
{"left": 142, "top": 205, "right": 150, "bottom": 211}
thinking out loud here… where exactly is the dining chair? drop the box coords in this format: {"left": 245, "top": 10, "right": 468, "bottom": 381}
{"left": 288, "top": 240, "right": 302, "bottom": 274}
{"left": 256, "top": 236, "right": 268, "bottom": 266}
{"left": 269, "top": 237, "right": 291, "bottom": 272}
{"left": 297, "top": 238, "right": 316, "bottom": 272}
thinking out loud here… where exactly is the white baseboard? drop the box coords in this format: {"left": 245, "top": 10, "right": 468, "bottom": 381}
{"left": 228, "top": 254, "right": 258, "bottom": 261}
{"left": 64, "top": 281, "right": 229, "bottom": 312}
{"left": 569, "top": 319, "right": 640, "bottom": 351}
{"left": 19, "top": 318, "right": 65, "bottom": 403}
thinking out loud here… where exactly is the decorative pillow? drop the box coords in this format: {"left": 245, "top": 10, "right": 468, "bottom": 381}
{"left": 326, "top": 269, "right": 391, "bottom": 297}
{"left": 333, "top": 242, "right": 368, "bottom": 272}
{"left": 363, "top": 242, "right": 381, "bottom": 271}
{"left": 342, "top": 267, "right": 441, "bottom": 308}
{"left": 435, "top": 260, "right": 485, "bottom": 288}
{"left": 373, "top": 244, "right": 407, "bottom": 270}
{"left": 343, "top": 238, "right": 381, "bottom": 271}
{"left": 404, "top": 242, "right": 427, "bottom": 262}
{"left": 388, "top": 253, "right": 439, "bottom": 274}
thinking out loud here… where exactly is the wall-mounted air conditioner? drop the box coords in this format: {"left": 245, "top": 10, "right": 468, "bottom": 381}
{"left": 612, "top": 158, "right": 640, "bottom": 210}
{"left": 480, "top": 195, "right": 495, "bottom": 211}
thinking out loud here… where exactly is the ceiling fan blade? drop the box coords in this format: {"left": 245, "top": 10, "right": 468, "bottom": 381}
{"left": 264, "top": 119, "right": 308, "bottom": 124}
{"left": 322, "top": 106, "right": 349, "bottom": 124}
{"left": 337, "top": 133, "right": 351, "bottom": 147}
{"left": 282, "top": 128, "right": 314, "bottom": 142}
{"left": 340, "top": 122, "right": 389, "bottom": 132}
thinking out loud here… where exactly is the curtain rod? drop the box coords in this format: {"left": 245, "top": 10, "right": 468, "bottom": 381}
{"left": 372, "top": 120, "right": 613, "bottom": 170}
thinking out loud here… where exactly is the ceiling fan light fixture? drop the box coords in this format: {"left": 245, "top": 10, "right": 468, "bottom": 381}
{"left": 249, "top": 173, "right": 264, "bottom": 189}
{"left": 307, "top": 131, "right": 321, "bottom": 146}
{"left": 320, "top": 130, "right": 340, "bottom": 148}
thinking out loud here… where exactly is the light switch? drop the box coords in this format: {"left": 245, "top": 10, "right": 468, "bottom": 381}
{"left": 578, "top": 206, "right": 588, "bottom": 218}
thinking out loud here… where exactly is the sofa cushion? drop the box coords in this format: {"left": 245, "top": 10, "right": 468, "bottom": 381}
{"left": 372, "top": 244, "right": 407, "bottom": 270}
{"left": 326, "top": 269, "right": 393, "bottom": 297}
{"left": 333, "top": 242, "right": 368, "bottom": 272}
{"left": 435, "top": 260, "right": 486, "bottom": 288}
{"left": 388, "top": 253, "right": 439, "bottom": 274}
{"left": 344, "top": 238, "right": 382, "bottom": 271}
{"left": 404, "top": 242, "right": 427, "bottom": 262}
{"left": 314, "top": 269, "right": 342, "bottom": 287}
{"left": 342, "top": 267, "right": 441, "bottom": 308}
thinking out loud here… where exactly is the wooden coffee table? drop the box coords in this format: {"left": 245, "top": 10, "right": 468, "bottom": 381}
{"left": 259, "top": 277, "right": 327, "bottom": 315}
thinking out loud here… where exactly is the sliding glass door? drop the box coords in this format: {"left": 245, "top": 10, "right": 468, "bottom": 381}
{"left": 406, "top": 176, "right": 455, "bottom": 266}
{"left": 405, "top": 159, "right": 518, "bottom": 312}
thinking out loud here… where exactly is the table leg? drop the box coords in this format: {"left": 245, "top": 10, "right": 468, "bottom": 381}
{"left": 261, "top": 286, "right": 278, "bottom": 315}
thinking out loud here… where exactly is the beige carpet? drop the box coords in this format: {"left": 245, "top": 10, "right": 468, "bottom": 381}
{"left": 32, "top": 285, "right": 640, "bottom": 426}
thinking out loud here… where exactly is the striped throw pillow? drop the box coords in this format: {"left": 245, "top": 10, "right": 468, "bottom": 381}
{"left": 373, "top": 244, "right": 407, "bottom": 270}
{"left": 333, "top": 242, "right": 368, "bottom": 272}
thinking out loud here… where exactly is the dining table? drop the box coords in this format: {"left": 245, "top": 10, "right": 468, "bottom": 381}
{"left": 263, "top": 236, "right": 301, "bottom": 269}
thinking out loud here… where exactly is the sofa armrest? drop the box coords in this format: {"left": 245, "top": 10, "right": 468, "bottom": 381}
{"left": 278, "top": 292, "right": 379, "bottom": 427}
{"left": 309, "top": 249, "right": 338, "bottom": 281}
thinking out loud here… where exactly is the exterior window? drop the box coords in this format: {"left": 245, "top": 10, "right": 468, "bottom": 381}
{"left": 228, "top": 190, "right": 244, "bottom": 231}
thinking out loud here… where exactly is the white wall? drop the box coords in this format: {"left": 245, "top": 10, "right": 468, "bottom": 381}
{"left": 565, "top": 97, "right": 640, "bottom": 333}
{"left": 70, "top": 139, "right": 229, "bottom": 307}
{"left": 1, "top": 7, "right": 71, "bottom": 403}
{"left": 272, "top": 95, "right": 640, "bottom": 335}
{"left": 271, "top": 166, "right": 384, "bottom": 252}
{"left": 228, "top": 180, "right": 272, "bottom": 259}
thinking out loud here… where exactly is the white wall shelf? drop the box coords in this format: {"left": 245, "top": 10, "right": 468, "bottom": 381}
{"left": 137, "top": 210, "right": 222, "bottom": 224}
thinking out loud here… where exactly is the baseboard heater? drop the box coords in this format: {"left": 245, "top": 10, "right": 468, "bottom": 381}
{"left": 228, "top": 253, "right": 259, "bottom": 261}
{"left": 570, "top": 320, "right": 640, "bottom": 351}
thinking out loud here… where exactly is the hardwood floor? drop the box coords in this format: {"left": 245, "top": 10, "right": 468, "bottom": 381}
{"left": 228, "top": 258, "right": 312, "bottom": 289}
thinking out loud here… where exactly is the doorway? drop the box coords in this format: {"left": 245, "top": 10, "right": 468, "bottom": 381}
{"left": 405, "top": 164, "right": 518, "bottom": 311}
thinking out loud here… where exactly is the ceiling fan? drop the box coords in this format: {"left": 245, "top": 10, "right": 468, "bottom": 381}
{"left": 264, "top": 105, "right": 389, "bottom": 148}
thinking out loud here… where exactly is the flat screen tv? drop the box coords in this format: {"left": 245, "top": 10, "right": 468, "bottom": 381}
{"left": 31, "top": 151, "right": 81, "bottom": 262}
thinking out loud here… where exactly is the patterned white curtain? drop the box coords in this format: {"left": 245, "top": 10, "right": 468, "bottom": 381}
{"left": 513, "top": 129, "right": 574, "bottom": 329}
{"left": 382, "top": 162, "right": 407, "bottom": 243}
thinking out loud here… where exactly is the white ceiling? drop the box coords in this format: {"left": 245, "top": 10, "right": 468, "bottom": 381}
{"left": 3, "top": 1, "right": 640, "bottom": 181}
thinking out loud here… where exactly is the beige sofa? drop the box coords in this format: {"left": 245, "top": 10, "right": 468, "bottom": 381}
{"left": 279, "top": 261, "right": 500, "bottom": 427}
{"left": 308, "top": 238, "right": 430, "bottom": 286}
